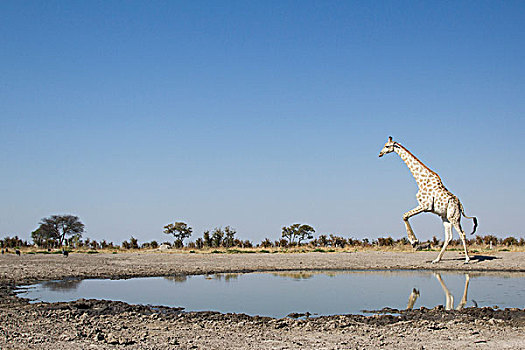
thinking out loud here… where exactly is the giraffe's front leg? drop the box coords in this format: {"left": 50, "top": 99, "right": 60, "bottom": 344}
{"left": 402, "top": 205, "right": 425, "bottom": 246}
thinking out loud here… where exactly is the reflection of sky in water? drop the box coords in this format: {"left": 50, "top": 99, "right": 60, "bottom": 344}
{"left": 16, "top": 271, "right": 525, "bottom": 318}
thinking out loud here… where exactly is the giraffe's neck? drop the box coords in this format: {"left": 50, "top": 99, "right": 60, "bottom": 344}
{"left": 394, "top": 144, "right": 439, "bottom": 188}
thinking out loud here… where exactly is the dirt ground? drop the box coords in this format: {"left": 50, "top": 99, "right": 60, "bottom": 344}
{"left": 1, "top": 251, "right": 524, "bottom": 349}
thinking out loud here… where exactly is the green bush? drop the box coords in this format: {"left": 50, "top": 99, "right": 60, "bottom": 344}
{"left": 226, "top": 249, "right": 242, "bottom": 254}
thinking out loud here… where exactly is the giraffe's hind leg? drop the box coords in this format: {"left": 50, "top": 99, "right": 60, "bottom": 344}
{"left": 452, "top": 221, "right": 470, "bottom": 263}
{"left": 434, "top": 273, "right": 454, "bottom": 310}
{"left": 456, "top": 274, "right": 470, "bottom": 310}
{"left": 432, "top": 219, "right": 453, "bottom": 264}
{"left": 447, "top": 201, "right": 471, "bottom": 263}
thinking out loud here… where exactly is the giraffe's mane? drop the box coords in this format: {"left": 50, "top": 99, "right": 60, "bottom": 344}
{"left": 396, "top": 143, "right": 442, "bottom": 181}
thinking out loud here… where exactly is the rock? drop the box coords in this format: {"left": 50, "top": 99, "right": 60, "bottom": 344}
{"left": 93, "top": 333, "right": 104, "bottom": 341}
{"left": 119, "top": 336, "right": 134, "bottom": 345}
{"left": 106, "top": 332, "right": 118, "bottom": 344}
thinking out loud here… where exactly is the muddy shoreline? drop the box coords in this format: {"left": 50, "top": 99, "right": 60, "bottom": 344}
{"left": 1, "top": 251, "right": 524, "bottom": 349}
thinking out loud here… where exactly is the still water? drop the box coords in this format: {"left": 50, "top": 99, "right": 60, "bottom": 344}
{"left": 16, "top": 270, "right": 525, "bottom": 318}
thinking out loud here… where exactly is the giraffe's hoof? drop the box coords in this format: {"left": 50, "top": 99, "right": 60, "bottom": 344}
{"left": 431, "top": 259, "right": 440, "bottom": 264}
{"left": 463, "top": 259, "right": 470, "bottom": 265}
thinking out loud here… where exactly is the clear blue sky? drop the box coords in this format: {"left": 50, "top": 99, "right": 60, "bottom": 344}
{"left": 1, "top": 1, "right": 524, "bottom": 244}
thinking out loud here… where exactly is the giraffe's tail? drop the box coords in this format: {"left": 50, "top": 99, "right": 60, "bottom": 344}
{"left": 460, "top": 202, "right": 478, "bottom": 235}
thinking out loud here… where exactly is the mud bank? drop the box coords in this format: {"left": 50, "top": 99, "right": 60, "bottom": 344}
{"left": 1, "top": 252, "right": 524, "bottom": 349}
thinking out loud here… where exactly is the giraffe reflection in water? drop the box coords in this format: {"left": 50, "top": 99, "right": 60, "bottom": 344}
{"left": 406, "top": 273, "right": 471, "bottom": 310}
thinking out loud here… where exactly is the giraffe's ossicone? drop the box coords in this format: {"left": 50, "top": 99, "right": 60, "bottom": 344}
{"left": 379, "top": 136, "right": 478, "bottom": 263}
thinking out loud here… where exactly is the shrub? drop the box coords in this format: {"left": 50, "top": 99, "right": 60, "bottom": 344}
{"left": 483, "top": 235, "right": 498, "bottom": 246}
{"left": 90, "top": 240, "right": 99, "bottom": 250}
{"left": 502, "top": 237, "right": 518, "bottom": 246}
{"left": 260, "top": 238, "right": 273, "bottom": 248}
{"left": 330, "top": 235, "right": 347, "bottom": 248}
{"left": 377, "top": 237, "right": 394, "bottom": 246}
{"left": 195, "top": 238, "right": 204, "bottom": 249}
{"left": 317, "top": 235, "right": 329, "bottom": 247}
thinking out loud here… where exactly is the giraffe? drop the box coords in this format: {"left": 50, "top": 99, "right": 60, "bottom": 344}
{"left": 434, "top": 273, "right": 470, "bottom": 310}
{"left": 406, "top": 288, "right": 420, "bottom": 309}
{"left": 378, "top": 136, "right": 478, "bottom": 263}
{"left": 405, "top": 273, "right": 471, "bottom": 310}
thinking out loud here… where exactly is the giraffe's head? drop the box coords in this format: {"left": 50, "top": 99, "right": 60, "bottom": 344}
{"left": 378, "top": 136, "right": 397, "bottom": 157}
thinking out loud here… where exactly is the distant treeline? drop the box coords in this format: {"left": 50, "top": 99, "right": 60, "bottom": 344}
{"left": 1, "top": 233, "right": 524, "bottom": 251}
{"left": 0, "top": 215, "right": 524, "bottom": 250}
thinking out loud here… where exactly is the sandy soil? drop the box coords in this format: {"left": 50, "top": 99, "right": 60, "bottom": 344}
{"left": 1, "top": 251, "right": 524, "bottom": 349}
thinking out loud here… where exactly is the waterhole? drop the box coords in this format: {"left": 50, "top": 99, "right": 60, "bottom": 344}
{"left": 16, "top": 270, "right": 525, "bottom": 318}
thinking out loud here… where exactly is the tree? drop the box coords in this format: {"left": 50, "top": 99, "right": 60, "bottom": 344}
{"left": 203, "top": 230, "right": 212, "bottom": 247}
{"left": 281, "top": 224, "right": 315, "bottom": 246}
{"left": 223, "top": 226, "right": 236, "bottom": 248}
{"left": 129, "top": 236, "right": 139, "bottom": 249}
{"left": 163, "top": 222, "right": 192, "bottom": 246}
{"left": 34, "top": 215, "right": 85, "bottom": 248}
{"left": 0, "top": 236, "right": 26, "bottom": 249}
{"left": 211, "top": 228, "right": 224, "bottom": 248}
{"left": 32, "top": 228, "right": 55, "bottom": 248}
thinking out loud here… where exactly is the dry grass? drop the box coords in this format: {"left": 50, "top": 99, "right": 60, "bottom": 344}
{"left": 11, "top": 243, "right": 525, "bottom": 255}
